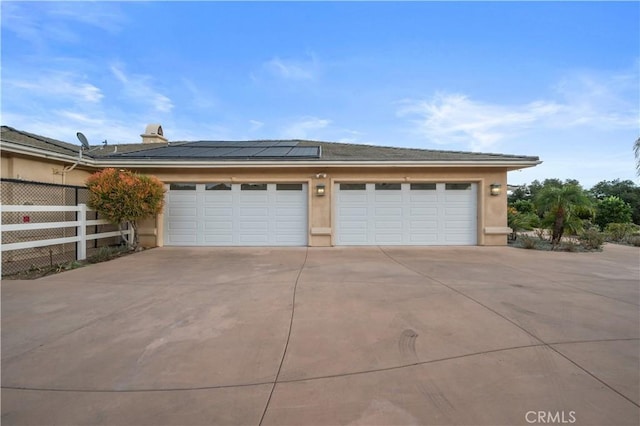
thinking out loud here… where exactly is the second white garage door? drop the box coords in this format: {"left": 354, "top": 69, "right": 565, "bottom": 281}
{"left": 335, "top": 182, "right": 477, "bottom": 245}
{"left": 165, "top": 183, "right": 308, "bottom": 246}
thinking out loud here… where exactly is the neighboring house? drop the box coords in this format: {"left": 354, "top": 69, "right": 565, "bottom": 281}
{"left": 1, "top": 124, "right": 540, "bottom": 248}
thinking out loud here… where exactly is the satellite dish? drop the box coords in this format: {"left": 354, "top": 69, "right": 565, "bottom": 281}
{"left": 76, "top": 132, "right": 90, "bottom": 150}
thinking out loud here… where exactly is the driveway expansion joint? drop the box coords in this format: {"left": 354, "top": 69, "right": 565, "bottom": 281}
{"left": 5, "top": 337, "right": 636, "bottom": 393}
{"left": 378, "top": 246, "right": 640, "bottom": 410}
{"left": 258, "top": 247, "right": 309, "bottom": 426}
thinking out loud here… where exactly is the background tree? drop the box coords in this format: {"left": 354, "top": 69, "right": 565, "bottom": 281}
{"left": 534, "top": 183, "right": 592, "bottom": 248}
{"left": 589, "top": 179, "right": 640, "bottom": 224}
{"left": 594, "top": 196, "right": 632, "bottom": 229}
{"left": 635, "top": 137, "right": 639, "bottom": 175}
{"left": 86, "top": 168, "right": 165, "bottom": 248}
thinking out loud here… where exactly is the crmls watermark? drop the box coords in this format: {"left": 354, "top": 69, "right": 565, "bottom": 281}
{"left": 525, "top": 411, "right": 576, "bottom": 424}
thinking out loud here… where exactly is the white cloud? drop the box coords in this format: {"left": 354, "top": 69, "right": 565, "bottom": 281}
{"left": 5, "top": 72, "right": 104, "bottom": 103}
{"left": 1, "top": 2, "right": 126, "bottom": 48}
{"left": 110, "top": 64, "right": 174, "bottom": 113}
{"left": 249, "top": 120, "right": 264, "bottom": 131}
{"left": 397, "top": 70, "right": 639, "bottom": 152}
{"left": 281, "top": 117, "right": 331, "bottom": 139}
{"left": 263, "top": 53, "right": 319, "bottom": 81}
{"left": 182, "top": 79, "right": 217, "bottom": 110}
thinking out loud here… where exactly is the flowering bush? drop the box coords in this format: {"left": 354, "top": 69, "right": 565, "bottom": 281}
{"left": 86, "top": 168, "right": 165, "bottom": 247}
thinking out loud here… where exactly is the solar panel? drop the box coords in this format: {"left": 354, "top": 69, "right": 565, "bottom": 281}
{"left": 287, "top": 146, "right": 320, "bottom": 157}
{"left": 254, "top": 147, "right": 293, "bottom": 157}
{"left": 109, "top": 141, "right": 321, "bottom": 159}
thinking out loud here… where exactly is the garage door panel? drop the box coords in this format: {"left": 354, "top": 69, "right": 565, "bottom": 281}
{"left": 374, "top": 193, "right": 402, "bottom": 203}
{"left": 204, "top": 207, "right": 232, "bottom": 217}
{"left": 169, "top": 207, "right": 197, "bottom": 217}
{"left": 375, "top": 207, "right": 403, "bottom": 216}
{"left": 374, "top": 221, "right": 402, "bottom": 230}
{"left": 167, "top": 221, "right": 197, "bottom": 230}
{"left": 240, "top": 193, "right": 269, "bottom": 203}
{"left": 410, "top": 207, "right": 438, "bottom": 216}
{"left": 336, "top": 182, "right": 476, "bottom": 246}
{"left": 204, "top": 220, "right": 232, "bottom": 230}
{"left": 410, "top": 220, "right": 438, "bottom": 230}
{"left": 239, "top": 207, "right": 268, "bottom": 217}
{"left": 410, "top": 193, "right": 438, "bottom": 202}
{"left": 165, "top": 183, "right": 307, "bottom": 246}
{"left": 203, "top": 193, "right": 232, "bottom": 204}
{"left": 338, "top": 193, "right": 367, "bottom": 203}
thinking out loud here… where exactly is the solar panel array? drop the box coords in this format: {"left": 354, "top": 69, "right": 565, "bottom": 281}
{"left": 112, "top": 141, "right": 321, "bottom": 159}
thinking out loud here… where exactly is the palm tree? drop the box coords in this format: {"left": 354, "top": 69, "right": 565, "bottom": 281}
{"left": 635, "top": 137, "right": 640, "bottom": 176}
{"left": 534, "top": 184, "right": 592, "bottom": 248}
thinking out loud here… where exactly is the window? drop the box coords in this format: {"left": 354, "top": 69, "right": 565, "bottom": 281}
{"left": 445, "top": 183, "right": 471, "bottom": 190}
{"left": 206, "top": 183, "right": 231, "bottom": 191}
{"left": 169, "top": 183, "right": 196, "bottom": 191}
{"left": 276, "top": 183, "right": 303, "bottom": 191}
{"left": 241, "top": 183, "right": 267, "bottom": 191}
{"left": 410, "top": 183, "right": 437, "bottom": 190}
{"left": 375, "top": 183, "right": 401, "bottom": 190}
{"left": 340, "top": 183, "right": 366, "bottom": 190}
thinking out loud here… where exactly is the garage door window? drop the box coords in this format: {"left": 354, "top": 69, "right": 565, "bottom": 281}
{"left": 375, "top": 183, "right": 401, "bottom": 190}
{"left": 410, "top": 183, "right": 437, "bottom": 190}
{"left": 340, "top": 183, "right": 366, "bottom": 190}
{"left": 206, "top": 183, "right": 231, "bottom": 191}
{"left": 276, "top": 183, "right": 303, "bottom": 191}
{"left": 169, "top": 183, "right": 196, "bottom": 190}
{"left": 445, "top": 183, "right": 472, "bottom": 190}
{"left": 241, "top": 183, "right": 267, "bottom": 191}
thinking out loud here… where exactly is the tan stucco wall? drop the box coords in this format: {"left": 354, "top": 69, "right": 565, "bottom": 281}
{"left": 1, "top": 152, "right": 513, "bottom": 247}
{"left": 134, "top": 166, "right": 511, "bottom": 247}
{"left": 1, "top": 153, "right": 92, "bottom": 186}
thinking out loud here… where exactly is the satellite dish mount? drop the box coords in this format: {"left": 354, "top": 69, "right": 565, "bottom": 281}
{"left": 77, "top": 132, "right": 90, "bottom": 150}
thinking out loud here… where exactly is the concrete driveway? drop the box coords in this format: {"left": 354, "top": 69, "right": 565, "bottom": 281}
{"left": 2, "top": 245, "right": 639, "bottom": 425}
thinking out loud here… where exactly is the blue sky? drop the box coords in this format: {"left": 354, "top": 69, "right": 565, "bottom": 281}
{"left": 2, "top": 1, "right": 638, "bottom": 188}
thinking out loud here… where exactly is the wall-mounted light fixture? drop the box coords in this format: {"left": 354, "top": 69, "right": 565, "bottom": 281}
{"left": 315, "top": 172, "right": 327, "bottom": 179}
{"left": 316, "top": 184, "right": 326, "bottom": 196}
{"left": 490, "top": 183, "right": 502, "bottom": 196}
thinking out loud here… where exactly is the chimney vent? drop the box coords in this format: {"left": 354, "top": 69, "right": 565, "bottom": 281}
{"left": 141, "top": 124, "right": 168, "bottom": 144}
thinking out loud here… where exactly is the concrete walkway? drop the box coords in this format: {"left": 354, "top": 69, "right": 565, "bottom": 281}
{"left": 2, "top": 245, "right": 639, "bottom": 425}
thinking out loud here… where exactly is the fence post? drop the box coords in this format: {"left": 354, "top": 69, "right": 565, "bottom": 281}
{"left": 129, "top": 222, "right": 135, "bottom": 248}
{"left": 77, "top": 204, "right": 87, "bottom": 260}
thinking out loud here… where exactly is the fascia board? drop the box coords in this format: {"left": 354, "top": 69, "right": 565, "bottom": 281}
{"left": 96, "top": 160, "right": 542, "bottom": 169}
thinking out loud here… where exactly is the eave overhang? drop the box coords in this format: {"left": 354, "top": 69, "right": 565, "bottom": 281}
{"left": 1, "top": 141, "right": 542, "bottom": 171}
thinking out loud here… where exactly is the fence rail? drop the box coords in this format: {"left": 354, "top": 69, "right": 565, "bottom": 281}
{"left": 1, "top": 203, "right": 131, "bottom": 276}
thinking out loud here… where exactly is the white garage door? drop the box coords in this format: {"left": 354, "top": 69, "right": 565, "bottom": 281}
{"left": 165, "top": 183, "right": 308, "bottom": 246}
{"left": 335, "top": 182, "right": 477, "bottom": 245}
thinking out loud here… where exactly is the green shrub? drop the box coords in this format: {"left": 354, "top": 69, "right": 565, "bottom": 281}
{"left": 519, "top": 235, "right": 538, "bottom": 249}
{"left": 628, "top": 236, "right": 640, "bottom": 247}
{"left": 562, "top": 240, "right": 579, "bottom": 252}
{"left": 605, "top": 222, "right": 639, "bottom": 242}
{"left": 511, "top": 199, "right": 535, "bottom": 214}
{"left": 595, "top": 196, "right": 632, "bottom": 229}
{"left": 578, "top": 228, "right": 605, "bottom": 250}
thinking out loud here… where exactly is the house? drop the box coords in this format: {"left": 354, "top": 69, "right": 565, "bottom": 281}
{"left": 1, "top": 124, "right": 540, "bottom": 248}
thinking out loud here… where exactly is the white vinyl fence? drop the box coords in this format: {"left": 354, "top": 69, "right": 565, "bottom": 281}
{"left": 1, "top": 204, "right": 132, "bottom": 276}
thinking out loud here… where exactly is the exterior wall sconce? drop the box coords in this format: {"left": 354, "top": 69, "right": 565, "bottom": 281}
{"left": 490, "top": 183, "right": 502, "bottom": 196}
{"left": 316, "top": 184, "right": 326, "bottom": 196}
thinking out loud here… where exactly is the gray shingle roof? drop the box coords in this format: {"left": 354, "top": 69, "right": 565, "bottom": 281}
{"left": 0, "top": 126, "right": 168, "bottom": 157}
{"left": 1, "top": 125, "right": 539, "bottom": 163}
